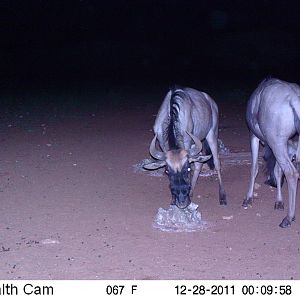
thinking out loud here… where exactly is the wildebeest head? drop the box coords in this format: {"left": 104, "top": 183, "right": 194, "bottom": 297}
{"left": 143, "top": 132, "right": 211, "bottom": 209}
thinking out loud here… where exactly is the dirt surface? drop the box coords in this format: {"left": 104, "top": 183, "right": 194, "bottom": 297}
{"left": 0, "top": 87, "right": 300, "bottom": 280}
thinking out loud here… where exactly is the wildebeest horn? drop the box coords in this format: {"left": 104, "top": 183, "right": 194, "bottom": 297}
{"left": 149, "top": 134, "right": 165, "bottom": 160}
{"left": 186, "top": 131, "right": 203, "bottom": 157}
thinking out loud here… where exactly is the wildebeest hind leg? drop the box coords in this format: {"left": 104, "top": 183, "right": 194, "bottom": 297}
{"left": 274, "top": 162, "right": 284, "bottom": 210}
{"left": 243, "top": 134, "right": 260, "bottom": 208}
{"left": 272, "top": 147, "right": 298, "bottom": 227}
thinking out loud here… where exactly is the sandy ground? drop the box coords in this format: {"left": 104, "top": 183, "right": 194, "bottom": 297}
{"left": 0, "top": 87, "right": 300, "bottom": 280}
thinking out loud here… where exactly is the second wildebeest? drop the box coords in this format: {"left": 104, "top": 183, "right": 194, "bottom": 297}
{"left": 243, "top": 78, "right": 300, "bottom": 227}
{"left": 144, "top": 86, "right": 226, "bottom": 209}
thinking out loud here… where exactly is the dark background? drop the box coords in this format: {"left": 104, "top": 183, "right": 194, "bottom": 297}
{"left": 1, "top": 0, "right": 300, "bottom": 95}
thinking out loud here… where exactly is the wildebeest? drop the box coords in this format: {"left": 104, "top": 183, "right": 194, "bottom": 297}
{"left": 143, "top": 86, "right": 226, "bottom": 209}
{"left": 243, "top": 78, "right": 300, "bottom": 227}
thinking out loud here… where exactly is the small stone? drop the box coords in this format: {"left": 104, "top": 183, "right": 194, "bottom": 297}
{"left": 222, "top": 215, "right": 233, "bottom": 220}
{"left": 41, "top": 239, "right": 60, "bottom": 245}
{"left": 254, "top": 183, "right": 261, "bottom": 190}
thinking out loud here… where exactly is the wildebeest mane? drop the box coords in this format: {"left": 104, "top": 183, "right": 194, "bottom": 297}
{"left": 167, "top": 86, "right": 185, "bottom": 150}
{"left": 257, "top": 77, "right": 276, "bottom": 91}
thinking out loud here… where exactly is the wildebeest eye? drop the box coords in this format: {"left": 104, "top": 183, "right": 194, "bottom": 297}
{"left": 187, "top": 167, "right": 191, "bottom": 172}
{"left": 165, "top": 169, "right": 169, "bottom": 174}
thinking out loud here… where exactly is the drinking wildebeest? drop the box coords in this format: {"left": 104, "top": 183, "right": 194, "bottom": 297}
{"left": 243, "top": 78, "right": 300, "bottom": 227}
{"left": 143, "top": 86, "right": 226, "bottom": 209}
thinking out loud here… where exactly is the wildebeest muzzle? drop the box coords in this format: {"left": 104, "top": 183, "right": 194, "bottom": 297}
{"left": 169, "top": 174, "right": 191, "bottom": 209}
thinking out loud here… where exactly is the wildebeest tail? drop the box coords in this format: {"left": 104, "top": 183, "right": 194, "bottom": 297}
{"left": 292, "top": 104, "right": 300, "bottom": 135}
{"left": 292, "top": 99, "right": 300, "bottom": 172}
{"left": 203, "top": 139, "right": 215, "bottom": 169}
{"left": 263, "top": 145, "right": 283, "bottom": 188}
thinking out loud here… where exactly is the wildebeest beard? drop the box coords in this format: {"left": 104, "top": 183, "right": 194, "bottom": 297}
{"left": 168, "top": 163, "right": 192, "bottom": 209}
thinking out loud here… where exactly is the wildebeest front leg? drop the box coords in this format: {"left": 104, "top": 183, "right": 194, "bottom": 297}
{"left": 243, "top": 134, "right": 260, "bottom": 208}
{"left": 206, "top": 131, "right": 226, "bottom": 205}
{"left": 190, "top": 162, "right": 203, "bottom": 197}
{"left": 274, "top": 162, "right": 284, "bottom": 210}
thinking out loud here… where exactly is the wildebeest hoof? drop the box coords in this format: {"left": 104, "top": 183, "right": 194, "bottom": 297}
{"left": 219, "top": 199, "right": 227, "bottom": 206}
{"left": 219, "top": 192, "right": 227, "bottom": 206}
{"left": 274, "top": 202, "right": 284, "bottom": 210}
{"left": 242, "top": 197, "right": 252, "bottom": 208}
{"left": 279, "top": 216, "right": 295, "bottom": 228}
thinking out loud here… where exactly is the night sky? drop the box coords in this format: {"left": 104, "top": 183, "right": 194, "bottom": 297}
{"left": 1, "top": 0, "right": 300, "bottom": 90}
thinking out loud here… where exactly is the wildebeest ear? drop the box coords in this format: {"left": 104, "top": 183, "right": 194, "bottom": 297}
{"left": 189, "top": 154, "right": 212, "bottom": 163}
{"left": 143, "top": 160, "right": 166, "bottom": 170}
